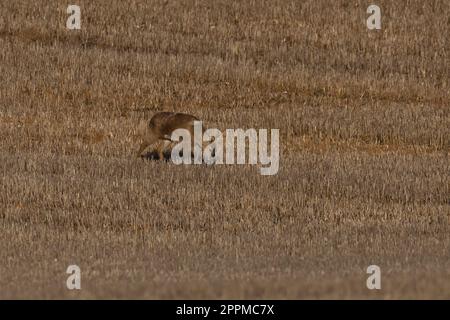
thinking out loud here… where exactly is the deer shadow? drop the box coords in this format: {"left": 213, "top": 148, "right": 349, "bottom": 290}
{"left": 141, "top": 150, "right": 173, "bottom": 161}
{"left": 140, "top": 149, "right": 216, "bottom": 163}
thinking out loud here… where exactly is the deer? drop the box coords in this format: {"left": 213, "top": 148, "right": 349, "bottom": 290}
{"left": 136, "top": 112, "right": 208, "bottom": 160}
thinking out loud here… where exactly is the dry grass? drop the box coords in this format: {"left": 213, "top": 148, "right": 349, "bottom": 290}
{"left": 0, "top": 0, "right": 449, "bottom": 299}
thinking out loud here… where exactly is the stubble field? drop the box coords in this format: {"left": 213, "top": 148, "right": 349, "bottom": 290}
{"left": 0, "top": 0, "right": 449, "bottom": 299}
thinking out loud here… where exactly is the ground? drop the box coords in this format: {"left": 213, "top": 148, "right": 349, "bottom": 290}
{"left": 0, "top": 0, "right": 449, "bottom": 299}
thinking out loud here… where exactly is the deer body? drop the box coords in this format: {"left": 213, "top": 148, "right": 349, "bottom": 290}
{"left": 137, "top": 112, "right": 201, "bottom": 159}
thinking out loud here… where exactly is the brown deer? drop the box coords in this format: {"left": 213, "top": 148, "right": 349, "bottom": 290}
{"left": 136, "top": 112, "right": 205, "bottom": 160}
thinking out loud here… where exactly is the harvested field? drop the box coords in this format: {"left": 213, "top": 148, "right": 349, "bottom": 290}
{"left": 0, "top": 0, "right": 449, "bottom": 299}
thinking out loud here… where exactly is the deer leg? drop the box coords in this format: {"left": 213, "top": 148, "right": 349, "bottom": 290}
{"left": 136, "top": 135, "right": 158, "bottom": 158}
{"left": 156, "top": 141, "right": 164, "bottom": 161}
{"left": 161, "top": 140, "right": 172, "bottom": 160}
{"left": 155, "top": 139, "right": 172, "bottom": 161}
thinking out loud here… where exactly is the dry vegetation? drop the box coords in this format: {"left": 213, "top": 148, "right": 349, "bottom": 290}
{"left": 0, "top": 0, "right": 449, "bottom": 299}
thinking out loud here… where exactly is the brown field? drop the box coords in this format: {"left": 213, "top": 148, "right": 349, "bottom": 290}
{"left": 0, "top": 0, "right": 449, "bottom": 299}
